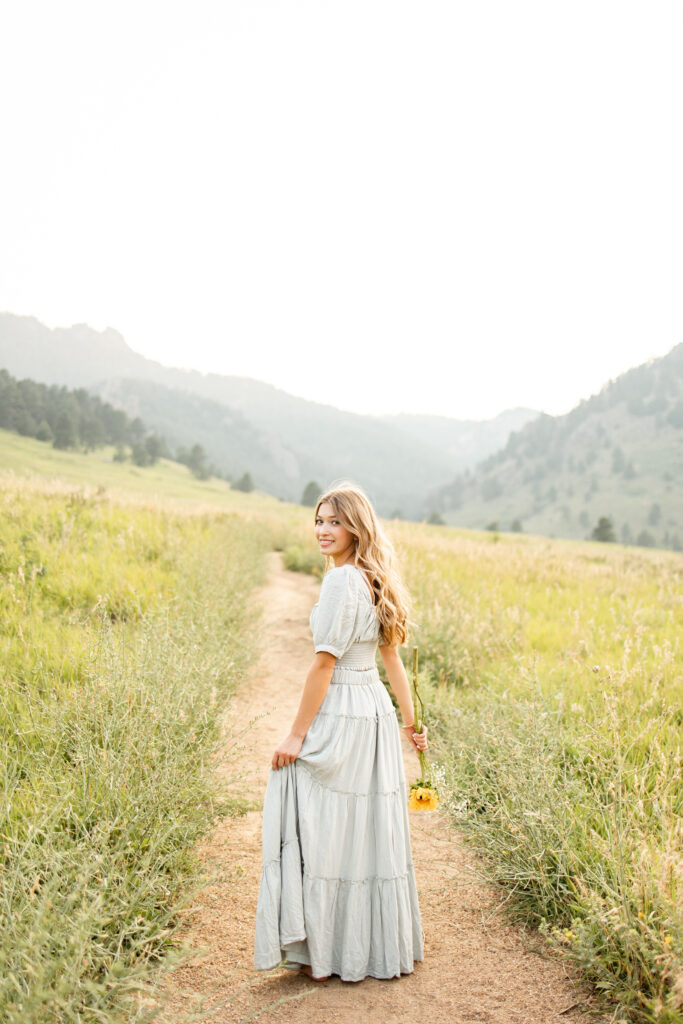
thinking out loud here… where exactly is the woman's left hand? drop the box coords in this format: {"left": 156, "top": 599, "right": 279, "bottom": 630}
{"left": 402, "top": 723, "right": 428, "bottom": 753}
{"left": 271, "top": 732, "right": 304, "bottom": 770}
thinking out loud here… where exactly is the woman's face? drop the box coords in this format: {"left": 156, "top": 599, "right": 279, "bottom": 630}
{"left": 314, "top": 502, "right": 356, "bottom": 565}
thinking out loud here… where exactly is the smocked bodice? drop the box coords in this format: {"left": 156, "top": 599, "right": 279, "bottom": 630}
{"left": 334, "top": 639, "right": 379, "bottom": 670}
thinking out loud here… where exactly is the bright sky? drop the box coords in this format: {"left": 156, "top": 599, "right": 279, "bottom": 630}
{"left": 1, "top": 1, "right": 682, "bottom": 419}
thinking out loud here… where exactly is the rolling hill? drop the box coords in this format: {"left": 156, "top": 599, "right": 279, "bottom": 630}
{"left": 430, "top": 344, "right": 683, "bottom": 550}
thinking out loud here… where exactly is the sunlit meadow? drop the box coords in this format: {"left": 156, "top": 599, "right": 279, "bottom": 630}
{"left": 2, "top": 427, "right": 681, "bottom": 1023}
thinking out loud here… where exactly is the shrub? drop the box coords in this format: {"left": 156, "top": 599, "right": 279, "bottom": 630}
{"left": 282, "top": 543, "right": 323, "bottom": 576}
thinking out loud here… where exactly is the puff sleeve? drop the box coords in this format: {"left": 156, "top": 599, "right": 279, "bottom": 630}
{"left": 312, "top": 566, "right": 361, "bottom": 658}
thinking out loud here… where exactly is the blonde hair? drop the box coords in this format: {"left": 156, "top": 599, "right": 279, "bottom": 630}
{"left": 314, "top": 481, "right": 410, "bottom": 647}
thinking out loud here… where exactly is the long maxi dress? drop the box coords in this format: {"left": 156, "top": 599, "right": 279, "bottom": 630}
{"left": 253, "top": 563, "right": 424, "bottom": 982}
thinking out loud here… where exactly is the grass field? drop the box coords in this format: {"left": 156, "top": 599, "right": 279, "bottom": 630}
{"left": 397, "top": 525, "right": 682, "bottom": 1024}
{"left": 0, "top": 429, "right": 254, "bottom": 507}
{"left": 0, "top": 442, "right": 275, "bottom": 1023}
{"left": 2, "top": 430, "right": 681, "bottom": 1023}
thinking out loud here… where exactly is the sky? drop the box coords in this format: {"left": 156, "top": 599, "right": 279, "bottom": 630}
{"left": 1, "top": 1, "right": 682, "bottom": 420}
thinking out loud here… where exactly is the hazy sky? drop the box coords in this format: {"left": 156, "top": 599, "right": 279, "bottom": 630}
{"left": 1, "top": 1, "right": 682, "bottom": 419}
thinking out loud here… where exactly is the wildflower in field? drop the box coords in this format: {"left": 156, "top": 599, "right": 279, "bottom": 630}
{"left": 409, "top": 786, "right": 439, "bottom": 811}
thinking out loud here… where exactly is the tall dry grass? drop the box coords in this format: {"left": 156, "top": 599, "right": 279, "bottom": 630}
{"left": 1, "top": 483, "right": 267, "bottom": 1023}
{"left": 396, "top": 525, "right": 682, "bottom": 1024}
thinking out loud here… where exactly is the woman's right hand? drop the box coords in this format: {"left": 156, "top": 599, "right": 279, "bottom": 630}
{"left": 271, "top": 733, "right": 304, "bottom": 770}
{"left": 402, "top": 723, "right": 429, "bottom": 753}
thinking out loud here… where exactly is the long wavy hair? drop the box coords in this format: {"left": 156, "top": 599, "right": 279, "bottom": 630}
{"left": 314, "top": 481, "right": 410, "bottom": 647}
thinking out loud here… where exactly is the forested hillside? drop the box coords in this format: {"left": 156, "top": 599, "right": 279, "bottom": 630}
{"left": 431, "top": 344, "right": 683, "bottom": 550}
{"left": 0, "top": 369, "right": 235, "bottom": 481}
{"left": 0, "top": 368, "right": 170, "bottom": 464}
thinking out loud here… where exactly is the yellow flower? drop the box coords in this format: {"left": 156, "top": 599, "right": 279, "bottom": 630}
{"left": 663, "top": 935, "right": 673, "bottom": 946}
{"left": 409, "top": 786, "right": 439, "bottom": 811}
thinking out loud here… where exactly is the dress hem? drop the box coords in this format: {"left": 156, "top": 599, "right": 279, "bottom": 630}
{"left": 254, "top": 953, "right": 425, "bottom": 983}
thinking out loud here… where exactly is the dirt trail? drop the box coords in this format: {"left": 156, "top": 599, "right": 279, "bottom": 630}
{"left": 156, "top": 554, "right": 602, "bottom": 1024}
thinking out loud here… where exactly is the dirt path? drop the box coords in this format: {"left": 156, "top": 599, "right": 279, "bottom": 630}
{"left": 155, "top": 554, "right": 602, "bottom": 1024}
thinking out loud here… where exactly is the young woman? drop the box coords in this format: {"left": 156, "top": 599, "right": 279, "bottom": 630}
{"left": 253, "top": 482, "right": 427, "bottom": 982}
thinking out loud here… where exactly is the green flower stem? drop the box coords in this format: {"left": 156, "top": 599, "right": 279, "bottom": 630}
{"left": 412, "top": 645, "right": 429, "bottom": 782}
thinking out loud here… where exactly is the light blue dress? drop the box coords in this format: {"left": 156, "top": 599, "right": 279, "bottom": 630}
{"left": 253, "top": 564, "right": 424, "bottom": 981}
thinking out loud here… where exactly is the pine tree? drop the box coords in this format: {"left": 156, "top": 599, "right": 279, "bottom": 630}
{"left": 188, "top": 444, "right": 211, "bottom": 480}
{"left": 53, "top": 410, "right": 78, "bottom": 450}
{"left": 35, "top": 419, "right": 53, "bottom": 443}
{"left": 301, "top": 481, "right": 321, "bottom": 506}
{"left": 591, "top": 516, "right": 616, "bottom": 543}
{"left": 234, "top": 471, "right": 254, "bottom": 492}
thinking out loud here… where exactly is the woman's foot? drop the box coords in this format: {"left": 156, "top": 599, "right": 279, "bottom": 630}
{"left": 300, "top": 964, "right": 330, "bottom": 981}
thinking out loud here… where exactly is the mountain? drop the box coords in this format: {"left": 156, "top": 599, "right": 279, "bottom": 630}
{"left": 93, "top": 375, "right": 461, "bottom": 511}
{"left": 0, "top": 316, "right": 152, "bottom": 386}
{"left": 0, "top": 313, "right": 533, "bottom": 515}
{"left": 430, "top": 344, "right": 683, "bottom": 550}
{"left": 94, "top": 377, "right": 302, "bottom": 491}
{"left": 379, "top": 409, "right": 538, "bottom": 472}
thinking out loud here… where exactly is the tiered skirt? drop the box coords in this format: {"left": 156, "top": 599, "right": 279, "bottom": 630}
{"left": 254, "top": 662, "right": 424, "bottom": 982}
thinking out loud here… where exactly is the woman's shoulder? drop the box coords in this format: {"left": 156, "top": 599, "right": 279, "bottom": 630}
{"left": 320, "top": 563, "right": 367, "bottom": 597}
{"left": 321, "top": 564, "right": 359, "bottom": 590}
{"left": 321, "top": 564, "right": 375, "bottom": 604}
{"left": 322, "top": 563, "right": 366, "bottom": 585}
{"left": 313, "top": 566, "right": 360, "bottom": 621}
{"left": 324, "top": 563, "right": 357, "bottom": 577}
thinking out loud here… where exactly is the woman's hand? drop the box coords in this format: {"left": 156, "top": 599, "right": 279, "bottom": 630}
{"left": 402, "top": 723, "right": 428, "bottom": 753}
{"left": 271, "top": 732, "right": 304, "bottom": 770}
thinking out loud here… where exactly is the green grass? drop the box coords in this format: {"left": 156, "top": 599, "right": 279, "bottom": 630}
{"left": 0, "top": 428, "right": 284, "bottom": 512}
{"left": 3, "top": 430, "right": 681, "bottom": 1022}
{"left": 393, "top": 524, "right": 683, "bottom": 1024}
{"left": 0, "top": 476, "right": 270, "bottom": 1023}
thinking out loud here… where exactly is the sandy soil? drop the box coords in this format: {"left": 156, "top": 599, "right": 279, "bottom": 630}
{"left": 153, "top": 553, "right": 604, "bottom": 1024}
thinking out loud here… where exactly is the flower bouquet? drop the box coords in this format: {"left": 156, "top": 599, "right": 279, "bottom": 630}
{"left": 408, "top": 646, "right": 439, "bottom": 811}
